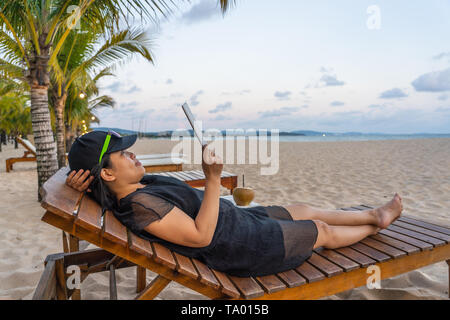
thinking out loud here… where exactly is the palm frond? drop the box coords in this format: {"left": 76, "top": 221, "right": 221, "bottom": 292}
{"left": 67, "top": 27, "right": 153, "bottom": 88}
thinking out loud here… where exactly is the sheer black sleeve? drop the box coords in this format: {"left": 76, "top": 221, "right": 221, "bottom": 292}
{"left": 129, "top": 193, "right": 175, "bottom": 231}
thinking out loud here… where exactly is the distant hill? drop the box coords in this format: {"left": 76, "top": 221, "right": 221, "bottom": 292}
{"left": 94, "top": 127, "right": 447, "bottom": 137}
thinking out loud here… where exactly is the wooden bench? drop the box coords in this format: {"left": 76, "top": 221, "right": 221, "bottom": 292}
{"left": 33, "top": 167, "right": 450, "bottom": 300}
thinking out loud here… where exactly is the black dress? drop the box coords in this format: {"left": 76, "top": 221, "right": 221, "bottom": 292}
{"left": 115, "top": 174, "right": 318, "bottom": 277}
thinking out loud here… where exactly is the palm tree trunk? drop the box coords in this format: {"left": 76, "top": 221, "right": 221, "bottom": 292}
{"left": 65, "top": 123, "right": 76, "bottom": 154}
{"left": 54, "top": 93, "right": 68, "bottom": 168}
{"left": 30, "top": 84, "right": 58, "bottom": 201}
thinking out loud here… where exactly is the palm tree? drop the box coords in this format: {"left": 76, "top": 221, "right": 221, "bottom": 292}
{"left": 0, "top": 79, "right": 32, "bottom": 145}
{"left": 50, "top": 27, "right": 154, "bottom": 167}
{"left": 0, "top": 0, "right": 235, "bottom": 200}
{"left": 0, "top": 0, "right": 174, "bottom": 200}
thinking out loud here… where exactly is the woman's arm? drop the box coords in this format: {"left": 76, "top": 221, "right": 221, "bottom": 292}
{"left": 144, "top": 145, "right": 223, "bottom": 247}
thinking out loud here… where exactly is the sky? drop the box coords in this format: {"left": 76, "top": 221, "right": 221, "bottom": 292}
{"left": 90, "top": 0, "right": 450, "bottom": 134}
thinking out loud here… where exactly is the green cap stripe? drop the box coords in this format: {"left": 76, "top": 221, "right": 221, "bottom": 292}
{"left": 99, "top": 134, "right": 111, "bottom": 163}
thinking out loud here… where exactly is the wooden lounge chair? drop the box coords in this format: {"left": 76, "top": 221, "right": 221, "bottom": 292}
{"left": 6, "top": 137, "right": 37, "bottom": 172}
{"left": 5, "top": 137, "right": 70, "bottom": 172}
{"left": 33, "top": 167, "right": 450, "bottom": 300}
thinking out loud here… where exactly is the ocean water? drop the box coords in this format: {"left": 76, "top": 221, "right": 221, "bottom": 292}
{"left": 145, "top": 133, "right": 450, "bottom": 143}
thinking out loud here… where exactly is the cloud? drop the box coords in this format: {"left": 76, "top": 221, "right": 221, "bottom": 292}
{"left": 368, "top": 104, "right": 387, "bottom": 109}
{"left": 239, "top": 89, "right": 251, "bottom": 95}
{"left": 433, "top": 52, "right": 450, "bottom": 61}
{"left": 121, "top": 101, "right": 138, "bottom": 108}
{"left": 315, "top": 67, "right": 345, "bottom": 87}
{"left": 221, "top": 89, "right": 251, "bottom": 96}
{"left": 379, "top": 88, "right": 408, "bottom": 99}
{"left": 319, "top": 74, "right": 345, "bottom": 86}
{"left": 126, "top": 85, "right": 141, "bottom": 94}
{"left": 411, "top": 68, "right": 450, "bottom": 92}
{"left": 330, "top": 101, "right": 345, "bottom": 106}
{"left": 180, "top": 0, "right": 221, "bottom": 25}
{"left": 274, "top": 91, "right": 291, "bottom": 100}
{"left": 211, "top": 114, "right": 232, "bottom": 121}
{"left": 104, "top": 81, "right": 141, "bottom": 94}
{"left": 209, "top": 101, "right": 232, "bottom": 113}
{"left": 258, "top": 106, "right": 300, "bottom": 118}
{"left": 104, "top": 81, "right": 121, "bottom": 91}
{"left": 169, "top": 93, "right": 183, "bottom": 98}
{"left": 189, "top": 90, "right": 204, "bottom": 106}
{"left": 435, "top": 106, "right": 450, "bottom": 113}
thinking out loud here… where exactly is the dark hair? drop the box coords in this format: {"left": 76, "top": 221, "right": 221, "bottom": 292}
{"left": 87, "top": 153, "right": 119, "bottom": 215}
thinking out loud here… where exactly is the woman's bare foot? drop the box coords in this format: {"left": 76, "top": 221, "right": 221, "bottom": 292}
{"left": 371, "top": 193, "right": 403, "bottom": 229}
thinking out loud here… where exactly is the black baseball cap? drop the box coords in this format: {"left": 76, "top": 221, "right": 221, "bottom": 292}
{"left": 67, "top": 130, "right": 137, "bottom": 174}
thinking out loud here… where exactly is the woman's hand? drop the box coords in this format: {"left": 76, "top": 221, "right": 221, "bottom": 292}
{"left": 66, "top": 169, "right": 94, "bottom": 192}
{"left": 201, "top": 144, "right": 223, "bottom": 181}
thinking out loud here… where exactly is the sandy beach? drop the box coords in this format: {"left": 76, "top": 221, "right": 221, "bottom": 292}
{"left": 0, "top": 137, "right": 449, "bottom": 300}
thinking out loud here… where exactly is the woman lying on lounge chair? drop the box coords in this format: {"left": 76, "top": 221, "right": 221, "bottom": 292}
{"left": 65, "top": 130, "right": 403, "bottom": 277}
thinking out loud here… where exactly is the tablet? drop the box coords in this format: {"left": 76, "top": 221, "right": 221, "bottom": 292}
{"left": 181, "top": 102, "right": 205, "bottom": 146}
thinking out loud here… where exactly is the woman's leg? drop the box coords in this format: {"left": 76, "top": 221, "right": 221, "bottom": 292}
{"left": 284, "top": 193, "right": 403, "bottom": 228}
{"left": 312, "top": 220, "right": 380, "bottom": 249}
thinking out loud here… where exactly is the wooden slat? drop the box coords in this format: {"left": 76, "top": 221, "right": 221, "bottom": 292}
{"left": 398, "top": 216, "right": 450, "bottom": 235}
{"left": 173, "top": 252, "right": 199, "bottom": 279}
{"left": 379, "top": 229, "right": 433, "bottom": 250}
{"left": 393, "top": 221, "right": 450, "bottom": 242}
{"left": 191, "top": 259, "right": 221, "bottom": 289}
{"left": 151, "top": 243, "right": 177, "bottom": 269}
{"left": 350, "top": 242, "right": 390, "bottom": 262}
{"left": 255, "top": 275, "right": 286, "bottom": 294}
{"left": 74, "top": 194, "right": 102, "bottom": 233}
{"left": 295, "top": 261, "right": 326, "bottom": 283}
{"left": 387, "top": 225, "right": 446, "bottom": 247}
{"left": 40, "top": 167, "right": 82, "bottom": 219}
{"left": 186, "top": 171, "right": 205, "bottom": 180}
{"left": 334, "top": 247, "right": 376, "bottom": 267}
{"left": 315, "top": 249, "right": 360, "bottom": 271}
{"left": 129, "top": 232, "right": 153, "bottom": 258}
{"left": 360, "top": 237, "right": 407, "bottom": 258}
{"left": 228, "top": 276, "right": 265, "bottom": 299}
{"left": 211, "top": 269, "right": 241, "bottom": 299}
{"left": 370, "top": 233, "right": 420, "bottom": 255}
{"left": 102, "top": 210, "right": 128, "bottom": 247}
{"left": 220, "top": 171, "right": 233, "bottom": 177}
{"left": 306, "top": 252, "right": 343, "bottom": 277}
{"left": 163, "top": 172, "right": 184, "bottom": 180}
{"left": 168, "top": 171, "right": 189, "bottom": 181}
{"left": 360, "top": 205, "right": 450, "bottom": 235}
{"left": 277, "top": 269, "right": 306, "bottom": 288}
{"left": 172, "top": 171, "right": 195, "bottom": 181}
{"left": 153, "top": 172, "right": 170, "bottom": 177}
